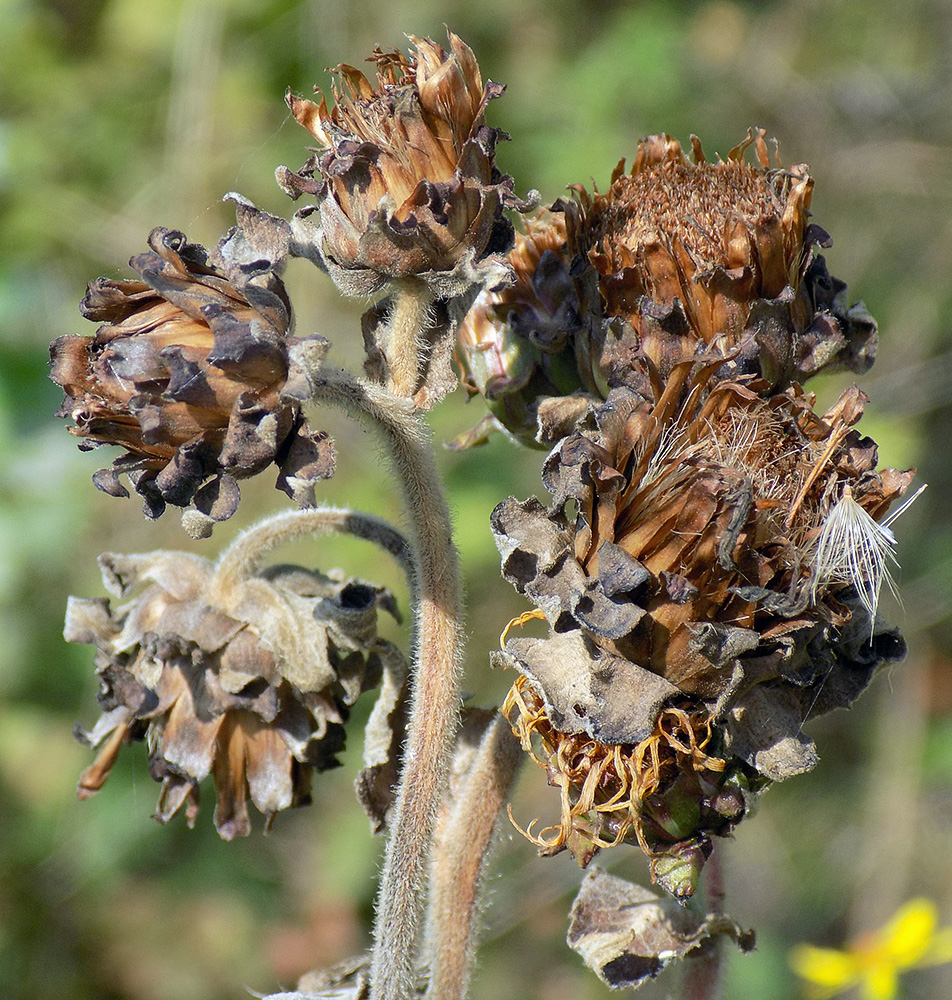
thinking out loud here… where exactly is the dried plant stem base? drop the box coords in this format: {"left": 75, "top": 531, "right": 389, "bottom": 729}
{"left": 303, "top": 366, "right": 463, "bottom": 1000}
{"left": 425, "top": 713, "right": 523, "bottom": 1000}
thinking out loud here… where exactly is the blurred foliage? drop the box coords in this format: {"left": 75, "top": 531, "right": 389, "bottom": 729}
{"left": 2, "top": 0, "right": 952, "bottom": 998}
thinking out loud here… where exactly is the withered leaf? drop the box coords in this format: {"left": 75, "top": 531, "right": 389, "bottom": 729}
{"left": 567, "top": 869, "right": 754, "bottom": 990}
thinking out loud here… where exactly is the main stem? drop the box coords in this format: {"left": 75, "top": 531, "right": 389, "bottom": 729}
{"left": 308, "top": 366, "right": 463, "bottom": 1000}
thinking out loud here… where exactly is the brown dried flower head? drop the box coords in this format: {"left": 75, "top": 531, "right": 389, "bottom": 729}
{"left": 279, "top": 31, "right": 516, "bottom": 298}
{"left": 453, "top": 211, "right": 598, "bottom": 449}
{"left": 494, "top": 365, "right": 913, "bottom": 890}
{"left": 561, "top": 129, "right": 878, "bottom": 391}
{"left": 67, "top": 515, "right": 406, "bottom": 839}
{"left": 50, "top": 208, "right": 334, "bottom": 530}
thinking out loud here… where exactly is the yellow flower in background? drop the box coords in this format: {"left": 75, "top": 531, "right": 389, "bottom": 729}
{"left": 790, "top": 899, "right": 952, "bottom": 1000}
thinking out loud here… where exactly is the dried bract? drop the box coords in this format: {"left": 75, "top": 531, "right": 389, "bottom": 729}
{"left": 280, "top": 31, "right": 516, "bottom": 300}
{"left": 68, "top": 520, "right": 405, "bottom": 839}
{"left": 567, "top": 869, "right": 754, "bottom": 989}
{"left": 50, "top": 207, "right": 334, "bottom": 527}
{"left": 560, "top": 129, "right": 878, "bottom": 392}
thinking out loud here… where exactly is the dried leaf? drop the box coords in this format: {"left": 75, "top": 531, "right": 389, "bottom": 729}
{"left": 566, "top": 869, "right": 754, "bottom": 990}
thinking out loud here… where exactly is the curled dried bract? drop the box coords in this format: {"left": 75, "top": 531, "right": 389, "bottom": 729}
{"left": 567, "top": 869, "right": 754, "bottom": 989}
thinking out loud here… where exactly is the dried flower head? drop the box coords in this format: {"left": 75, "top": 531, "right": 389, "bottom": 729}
{"left": 493, "top": 366, "right": 913, "bottom": 889}
{"left": 279, "top": 31, "right": 516, "bottom": 300}
{"left": 453, "top": 211, "right": 598, "bottom": 449}
{"left": 560, "top": 129, "right": 878, "bottom": 392}
{"left": 50, "top": 205, "right": 334, "bottom": 531}
{"left": 68, "top": 512, "right": 407, "bottom": 839}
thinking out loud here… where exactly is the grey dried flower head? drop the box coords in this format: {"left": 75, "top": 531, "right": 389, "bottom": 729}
{"left": 558, "top": 129, "right": 878, "bottom": 394}
{"left": 279, "top": 31, "right": 516, "bottom": 301}
{"left": 495, "top": 366, "right": 913, "bottom": 893}
{"left": 67, "top": 511, "right": 407, "bottom": 839}
{"left": 50, "top": 200, "right": 334, "bottom": 530}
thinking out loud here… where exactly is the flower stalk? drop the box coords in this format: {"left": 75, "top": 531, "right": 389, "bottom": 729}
{"left": 210, "top": 505, "right": 414, "bottom": 603}
{"left": 297, "top": 363, "right": 464, "bottom": 1000}
{"left": 681, "top": 848, "right": 726, "bottom": 1000}
{"left": 384, "top": 278, "right": 435, "bottom": 398}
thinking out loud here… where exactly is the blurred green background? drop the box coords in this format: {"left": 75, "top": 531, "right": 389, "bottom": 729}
{"left": 2, "top": 0, "right": 952, "bottom": 997}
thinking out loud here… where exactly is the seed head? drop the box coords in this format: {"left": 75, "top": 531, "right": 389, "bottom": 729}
{"left": 559, "top": 129, "right": 878, "bottom": 392}
{"left": 493, "top": 367, "right": 913, "bottom": 890}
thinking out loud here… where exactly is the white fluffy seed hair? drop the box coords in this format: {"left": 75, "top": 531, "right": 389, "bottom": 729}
{"left": 809, "top": 484, "right": 925, "bottom": 629}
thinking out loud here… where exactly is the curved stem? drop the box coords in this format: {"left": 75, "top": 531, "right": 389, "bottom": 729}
{"left": 209, "top": 506, "right": 414, "bottom": 601}
{"left": 305, "top": 365, "right": 463, "bottom": 1000}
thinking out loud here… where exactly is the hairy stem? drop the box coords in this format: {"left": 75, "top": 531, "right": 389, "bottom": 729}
{"left": 305, "top": 365, "right": 463, "bottom": 1000}
{"left": 386, "top": 278, "right": 433, "bottom": 398}
{"left": 425, "top": 714, "right": 523, "bottom": 1000}
{"left": 209, "top": 506, "right": 414, "bottom": 600}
